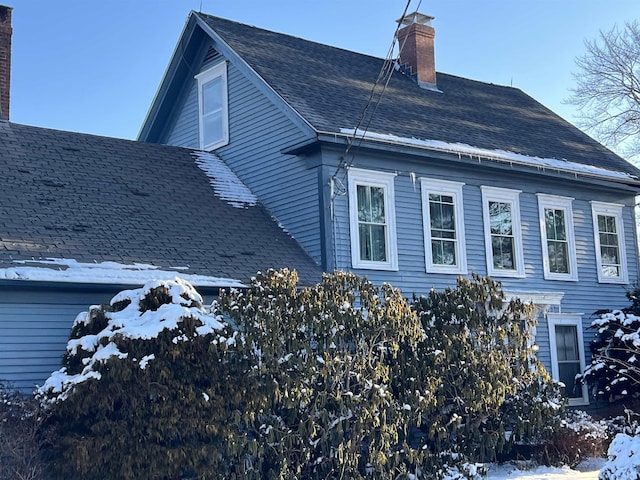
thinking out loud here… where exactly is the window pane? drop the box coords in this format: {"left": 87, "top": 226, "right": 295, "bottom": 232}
{"left": 203, "top": 78, "right": 223, "bottom": 112}
{"left": 548, "top": 241, "right": 569, "bottom": 274}
{"left": 555, "top": 325, "right": 579, "bottom": 361}
{"left": 432, "top": 239, "right": 456, "bottom": 266}
{"left": 492, "top": 236, "right": 514, "bottom": 269}
{"left": 432, "top": 202, "right": 454, "bottom": 230}
{"left": 369, "top": 187, "right": 386, "bottom": 223}
{"left": 601, "top": 246, "right": 620, "bottom": 265}
{"left": 357, "top": 185, "right": 371, "bottom": 222}
{"left": 489, "top": 201, "right": 512, "bottom": 235}
{"left": 359, "top": 224, "right": 386, "bottom": 262}
{"left": 558, "top": 362, "right": 582, "bottom": 398}
{"left": 545, "top": 208, "right": 566, "bottom": 241}
{"left": 203, "top": 111, "right": 223, "bottom": 146}
{"left": 357, "top": 185, "right": 385, "bottom": 223}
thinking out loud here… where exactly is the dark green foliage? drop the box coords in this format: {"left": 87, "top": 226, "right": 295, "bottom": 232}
{"left": 216, "top": 269, "right": 428, "bottom": 479}
{"left": 579, "top": 285, "right": 640, "bottom": 403}
{"left": 40, "top": 272, "right": 565, "bottom": 479}
{"left": 409, "top": 275, "right": 564, "bottom": 464}
{"left": 39, "top": 280, "right": 246, "bottom": 480}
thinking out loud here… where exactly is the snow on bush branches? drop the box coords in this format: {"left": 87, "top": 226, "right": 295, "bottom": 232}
{"left": 38, "top": 271, "right": 564, "bottom": 480}
{"left": 579, "top": 285, "right": 640, "bottom": 403}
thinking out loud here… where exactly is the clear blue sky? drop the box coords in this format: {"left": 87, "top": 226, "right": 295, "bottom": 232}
{"left": 6, "top": 0, "right": 640, "bottom": 141}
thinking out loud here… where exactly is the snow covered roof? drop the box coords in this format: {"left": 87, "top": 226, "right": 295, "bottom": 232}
{"left": 0, "top": 122, "right": 322, "bottom": 287}
{"left": 340, "top": 129, "right": 638, "bottom": 184}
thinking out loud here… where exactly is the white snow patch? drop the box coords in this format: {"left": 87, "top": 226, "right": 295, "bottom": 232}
{"left": 483, "top": 459, "right": 605, "bottom": 479}
{"left": 599, "top": 433, "right": 640, "bottom": 480}
{"left": 340, "top": 128, "right": 637, "bottom": 183}
{"left": 1, "top": 258, "right": 245, "bottom": 288}
{"left": 138, "top": 354, "right": 155, "bottom": 370}
{"left": 193, "top": 151, "right": 258, "bottom": 208}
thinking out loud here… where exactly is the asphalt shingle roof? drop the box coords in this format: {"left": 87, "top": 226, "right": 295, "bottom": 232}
{"left": 0, "top": 122, "right": 322, "bottom": 286}
{"left": 199, "top": 13, "right": 640, "bottom": 178}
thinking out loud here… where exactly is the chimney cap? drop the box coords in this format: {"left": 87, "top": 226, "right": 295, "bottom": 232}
{"left": 397, "top": 11, "right": 435, "bottom": 27}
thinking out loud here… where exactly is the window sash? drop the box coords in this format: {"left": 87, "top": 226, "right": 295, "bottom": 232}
{"left": 357, "top": 185, "right": 387, "bottom": 262}
{"left": 348, "top": 169, "right": 397, "bottom": 270}
{"left": 481, "top": 187, "right": 524, "bottom": 278}
{"left": 537, "top": 195, "right": 577, "bottom": 281}
{"left": 421, "top": 179, "right": 466, "bottom": 274}
{"left": 591, "top": 202, "right": 627, "bottom": 284}
{"left": 196, "top": 62, "right": 229, "bottom": 151}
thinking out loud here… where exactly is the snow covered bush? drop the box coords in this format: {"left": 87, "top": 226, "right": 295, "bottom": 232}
{"left": 543, "top": 410, "right": 609, "bottom": 467}
{"left": 579, "top": 285, "right": 640, "bottom": 404}
{"left": 37, "top": 272, "right": 565, "bottom": 479}
{"left": 410, "top": 275, "right": 565, "bottom": 465}
{"left": 599, "top": 431, "right": 640, "bottom": 480}
{"left": 37, "top": 278, "right": 242, "bottom": 480}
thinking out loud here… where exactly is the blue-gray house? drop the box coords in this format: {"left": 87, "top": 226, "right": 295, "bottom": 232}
{"left": 139, "top": 10, "right": 640, "bottom": 407}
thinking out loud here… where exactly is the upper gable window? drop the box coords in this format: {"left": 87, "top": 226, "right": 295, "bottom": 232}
{"left": 195, "top": 62, "right": 229, "bottom": 151}
{"left": 481, "top": 186, "right": 525, "bottom": 278}
{"left": 348, "top": 168, "right": 398, "bottom": 271}
{"left": 537, "top": 194, "right": 578, "bottom": 281}
{"left": 420, "top": 178, "right": 467, "bottom": 274}
{"left": 591, "top": 201, "right": 628, "bottom": 284}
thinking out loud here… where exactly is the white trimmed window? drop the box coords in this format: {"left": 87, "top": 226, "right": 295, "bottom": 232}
{"left": 348, "top": 168, "right": 398, "bottom": 270}
{"left": 591, "top": 202, "right": 628, "bottom": 284}
{"left": 481, "top": 186, "right": 525, "bottom": 278}
{"left": 537, "top": 194, "right": 578, "bottom": 281}
{"left": 195, "top": 62, "right": 229, "bottom": 151}
{"left": 548, "top": 314, "right": 589, "bottom": 406}
{"left": 420, "top": 178, "right": 467, "bottom": 274}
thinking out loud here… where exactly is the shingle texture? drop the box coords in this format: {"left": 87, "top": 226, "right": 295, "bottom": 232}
{"left": 199, "top": 13, "right": 639, "bottom": 178}
{"left": 0, "top": 122, "right": 322, "bottom": 285}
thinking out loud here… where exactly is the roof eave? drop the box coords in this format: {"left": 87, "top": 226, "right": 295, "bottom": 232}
{"left": 316, "top": 131, "right": 640, "bottom": 190}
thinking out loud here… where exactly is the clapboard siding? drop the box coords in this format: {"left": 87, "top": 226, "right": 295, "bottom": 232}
{"left": 0, "top": 302, "right": 83, "bottom": 391}
{"left": 161, "top": 50, "right": 322, "bottom": 264}
{"left": 327, "top": 150, "right": 638, "bottom": 379}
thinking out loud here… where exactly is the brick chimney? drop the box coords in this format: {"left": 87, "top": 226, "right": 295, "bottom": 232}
{"left": 397, "top": 11, "right": 438, "bottom": 91}
{"left": 0, "top": 5, "right": 11, "bottom": 121}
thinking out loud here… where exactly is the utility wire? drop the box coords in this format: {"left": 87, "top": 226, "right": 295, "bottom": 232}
{"left": 331, "top": 0, "right": 416, "bottom": 195}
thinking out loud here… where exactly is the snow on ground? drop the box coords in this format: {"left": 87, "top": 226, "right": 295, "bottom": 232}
{"left": 485, "top": 458, "right": 605, "bottom": 480}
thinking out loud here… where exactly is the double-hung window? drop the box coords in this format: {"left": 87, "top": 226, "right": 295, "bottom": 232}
{"left": 537, "top": 194, "right": 578, "bottom": 281}
{"left": 548, "top": 314, "right": 589, "bottom": 406}
{"left": 348, "top": 169, "right": 398, "bottom": 270}
{"left": 481, "top": 186, "right": 525, "bottom": 278}
{"left": 421, "top": 178, "right": 467, "bottom": 274}
{"left": 591, "top": 202, "right": 627, "bottom": 283}
{"left": 196, "top": 62, "right": 229, "bottom": 151}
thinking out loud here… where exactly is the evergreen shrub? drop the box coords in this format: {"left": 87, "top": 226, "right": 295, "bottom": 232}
{"left": 579, "top": 285, "right": 640, "bottom": 403}
{"left": 39, "top": 271, "right": 565, "bottom": 479}
{"left": 37, "top": 279, "right": 244, "bottom": 480}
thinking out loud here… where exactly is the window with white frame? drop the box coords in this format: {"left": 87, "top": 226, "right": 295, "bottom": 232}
{"left": 537, "top": 194, "right": 578, "bottom": 281}
{"left": 420, "top": 178, "right": 467, "bottom": 274}
{"left": 348, "top": 169, "right": 398, "bottom": 270}
{"left": 548, "top": 313, "right": 588, "bottom": 406}
{"left": 591, "top": 201, "right": 628, "bottom": 284}
{"left": 195, "top": 62, "right": 229, "bottom": 151}
{"left": 481, "top": 186, "right": 525, "bottom": 277}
